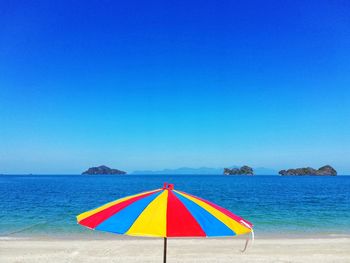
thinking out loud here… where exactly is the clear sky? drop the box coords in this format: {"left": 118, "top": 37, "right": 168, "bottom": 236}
{"left": 1, "top": 1, "right": 350, "bottom": 174}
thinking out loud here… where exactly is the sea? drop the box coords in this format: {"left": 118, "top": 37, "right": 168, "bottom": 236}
{"left": 1, "top": 174, "right": 349, "bottom": 238}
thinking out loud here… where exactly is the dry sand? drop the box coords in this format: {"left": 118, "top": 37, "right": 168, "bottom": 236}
{"left": 1, "top": 237, "right": 350, "bottom": 262}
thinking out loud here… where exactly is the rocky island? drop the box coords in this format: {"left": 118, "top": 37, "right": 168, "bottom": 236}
{"left": 279, "top": 165, "right": 337, "bottom": 176}
{"left": 82, "top": 165, "right": 127, "bottom": 175}
{"left": 223, "top": 165, "right": 254, "bottom": 175}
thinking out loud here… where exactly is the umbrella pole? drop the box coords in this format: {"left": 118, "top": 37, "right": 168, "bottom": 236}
{"left": 163, "top": 237, "right": 167, "bottom": 263}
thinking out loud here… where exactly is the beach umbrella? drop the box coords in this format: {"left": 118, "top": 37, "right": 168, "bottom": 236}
{"left": 77, "top": 183, "right": 254, "bottom": 262}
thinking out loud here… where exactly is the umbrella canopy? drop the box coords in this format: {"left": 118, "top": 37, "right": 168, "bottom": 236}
{"left": 77, "top": 183, "right": 253, "bottom": 238}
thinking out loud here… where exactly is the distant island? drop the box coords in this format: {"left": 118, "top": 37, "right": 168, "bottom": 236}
{"left": 82, "top": 165, "right": 127, "bottom": 175}
{"left": 279, "top": 165, "right": 337, "bottom": 176}
{"left": 223, "top": 165, "right": 254, "bottom": 175}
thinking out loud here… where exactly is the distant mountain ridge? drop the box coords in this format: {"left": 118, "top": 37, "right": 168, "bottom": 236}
{"left": 132, "top": 166, "right": 278, "bottom": 175}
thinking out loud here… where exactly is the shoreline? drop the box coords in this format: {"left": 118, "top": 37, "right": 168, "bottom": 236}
{"left": 2, "top": 233, "right": 350, "bottom": 241}
{"left": 2, "top": 230, "right": 350, "bottom": 240}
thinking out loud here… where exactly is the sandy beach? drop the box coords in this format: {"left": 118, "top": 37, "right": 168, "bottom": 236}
{"left": 1, "top": 237, "right": 350, "bottom": 263}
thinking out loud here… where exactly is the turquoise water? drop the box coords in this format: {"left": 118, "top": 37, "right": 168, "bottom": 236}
{"left": 0, "top": 175, "right": 349, "bottom": 237}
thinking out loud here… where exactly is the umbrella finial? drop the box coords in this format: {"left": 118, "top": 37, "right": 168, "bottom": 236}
{"left": 163, "top": 183, "right": 174, "bottom": 190}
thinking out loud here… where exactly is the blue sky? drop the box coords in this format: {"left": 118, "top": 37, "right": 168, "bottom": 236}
{"left": 1, "top": 1, "right": 350, "bottom": 174}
